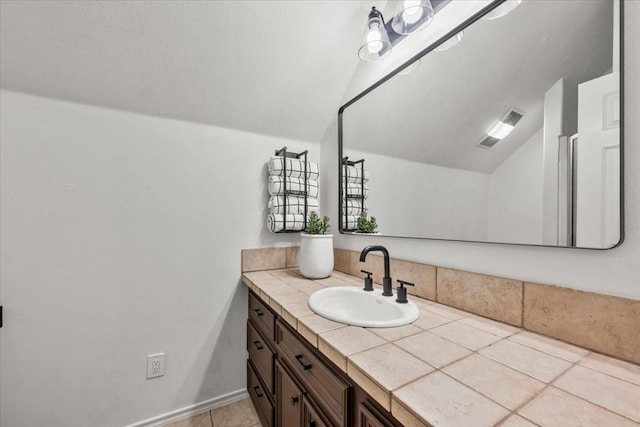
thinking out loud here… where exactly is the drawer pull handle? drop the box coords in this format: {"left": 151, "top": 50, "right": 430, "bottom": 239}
{"left": 253, "top": 385, "right": 264, "bottom": 398}
{"left": 254, "top": 308, "right": 264, "bottom": 317}
{"left": 253, "top": 340, "right": 264, "bottom": 350}
{"left": 291, "top": 396, "right": 299, "bottom": 406}
{"left": 295, "top": 354, "right": 312, "bottom": 371}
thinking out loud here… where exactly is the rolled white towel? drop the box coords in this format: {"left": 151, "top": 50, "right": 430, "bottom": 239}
{"left": 269, "top": 196, "right": 319, "bottom": 215}
{"left": 268, "top": 176, "right": 319, "bottom": 198}
{"left": 343, "top": 182, "right": 369, "bottom": 198}
{"left": 342, "top": 165, "right": 369, "bottom": 183}
{"left": 342, "top": 215, "right": 360, "bottom": 230}
{"left": 269, "top": 156, "right": 319, "bottom": 180}
{"left": 267, "top": 213, "right": 306, "bottom": 233}
{"left": 342, "top": 199, "right": 367, "bottom": 216}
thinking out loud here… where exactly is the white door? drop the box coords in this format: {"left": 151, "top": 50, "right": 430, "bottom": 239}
{"left": 575, "top": 72, "right": 621, "bottom": 248}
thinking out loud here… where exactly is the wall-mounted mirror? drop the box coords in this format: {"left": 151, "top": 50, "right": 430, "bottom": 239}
{"left": 339, "top": 0, "right": 623, "bottom": 249}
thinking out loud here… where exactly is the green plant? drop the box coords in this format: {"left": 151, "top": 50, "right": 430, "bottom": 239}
{"left": 357, "top": 212, "right": 378, "bottom": 233}
{"left": 305, "top": 212, "right": 330, "bottom": 235}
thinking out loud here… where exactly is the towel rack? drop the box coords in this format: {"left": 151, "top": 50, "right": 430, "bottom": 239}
{"left": 273, "top": 146, "right": 309, "bottom": 232}
{"left": 342, "top": 156, "right": 365, "bottom": 231}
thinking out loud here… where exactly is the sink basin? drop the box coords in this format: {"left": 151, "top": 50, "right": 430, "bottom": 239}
{"left": 308, "top": 286, "right": 420, "bottom": 328}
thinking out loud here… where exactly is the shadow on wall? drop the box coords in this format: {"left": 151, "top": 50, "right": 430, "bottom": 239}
{"left": 176, "top": 280, "right": 249, "bottom": 406}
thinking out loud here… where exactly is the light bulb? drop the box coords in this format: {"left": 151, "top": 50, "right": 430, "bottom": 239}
{"left": 358, "top": 6, "right": 392, "bottom": 62}
{"left": 402, "top": 0, "right": 423, "bottom": 24}
{"left": 367, "top": 28, "right": 383, "bottom": 53}
{"left": 391, "top": 0, "right": 433, "bottom": 35}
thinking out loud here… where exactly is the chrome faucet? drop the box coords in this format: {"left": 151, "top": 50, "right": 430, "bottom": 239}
{"left": 359, "top": 245, "right": 393, "bottom": 297}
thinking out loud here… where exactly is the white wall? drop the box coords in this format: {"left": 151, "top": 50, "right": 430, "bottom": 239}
{"left": 487, "top": 129, "right": 544, "bottom": 244}
{"left": 323, "top": 1, "right": 640, "bottom": 300}
{"left": 0, "top": 90, "right": 319, "bottom": 427}
{"left": 345, "top": 149, "right": 489, "bottom": 240}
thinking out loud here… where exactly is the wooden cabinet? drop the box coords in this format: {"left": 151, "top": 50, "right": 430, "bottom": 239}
{"left": 276, "top": 319, "right": 350, "bottom": 426}
{"left": 303, "top": 396, "right": 330, "bottom": 427}
{"left": 276, "top": 360, "right": 303, "bottom": 427}
{"left": 248, "top": 360, "right": 274, "bottom": 427}
{"left": 248, "top": 320, "right": 275, "bottom": 394}
{"left": 356, "top": 401, "right": 401, "bottom": 427}
{"left": 248, "top": 290, "right": 400, "bottom": 427}
{"left": 351, "top": 385, "right": 403, "bottom": 427}
{"left": 249, "top": 291, "right": 276, "bottom": 342}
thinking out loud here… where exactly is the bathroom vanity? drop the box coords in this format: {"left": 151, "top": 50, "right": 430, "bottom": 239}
{"left": 247, "top": 289, "right": 402, "bottom": 427}
{"left": 242, "top": 262, "right": 640, "bottom": 427}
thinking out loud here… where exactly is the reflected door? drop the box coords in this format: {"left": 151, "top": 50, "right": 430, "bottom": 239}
{"left": 576, "top": 72, "right": 621, "bottom": 248}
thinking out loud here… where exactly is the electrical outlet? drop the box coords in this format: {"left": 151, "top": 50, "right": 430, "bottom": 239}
{"left": 146, "top": 353, "right": 165, "bottom": 379}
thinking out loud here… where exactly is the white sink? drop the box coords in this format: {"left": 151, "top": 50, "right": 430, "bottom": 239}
{"left": 308, "top": 286, "right": 420, "bottom": 328}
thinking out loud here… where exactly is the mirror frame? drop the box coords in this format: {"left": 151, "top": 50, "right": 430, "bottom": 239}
{"left": 338, "top": 0, "right": 625, "bottom": 250}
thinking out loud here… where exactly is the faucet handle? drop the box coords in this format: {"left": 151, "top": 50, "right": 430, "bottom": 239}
{"left": 395, "top": 279, "right": 414, "bottom": 304}
{"left": 397, "top": 279, "right": 414, "bottom": 288}
{"left": 361, "top": 270, "right": 374, "bottom": 292}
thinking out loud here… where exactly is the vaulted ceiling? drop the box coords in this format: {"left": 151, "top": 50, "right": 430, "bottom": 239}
{"left": 0, "top": 1, "right": 384, "bottom": 143}
{"left": 10, "top": 0, "right": 595, "bottom": 169}
{"left": 343, "top": 0, "right": 614, "bottom": 173}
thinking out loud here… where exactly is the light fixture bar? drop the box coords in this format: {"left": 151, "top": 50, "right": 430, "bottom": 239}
{"left": 357, "top": 0, "right": 453, "bottom": 62}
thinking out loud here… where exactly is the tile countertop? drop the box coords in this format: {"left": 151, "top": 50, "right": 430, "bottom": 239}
{"left": 241, "top": 269, "right": 640, "bottom": 427}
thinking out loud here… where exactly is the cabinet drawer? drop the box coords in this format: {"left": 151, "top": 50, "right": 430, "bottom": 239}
{"left": 276, "top": 320, "right": 350, "bottom": 426}
{"left": 248, "top": 320, "right": 275, "bottom": 394}
{"left": 249, "top": 291, "right": 276, "bottom": 342}
{"left": 248, "top": 361, "right": 274, "bottom": 427}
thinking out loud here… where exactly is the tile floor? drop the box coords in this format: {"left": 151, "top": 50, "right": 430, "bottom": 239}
{"left": 161, "top": 398, "right": 263, "bottom": 427}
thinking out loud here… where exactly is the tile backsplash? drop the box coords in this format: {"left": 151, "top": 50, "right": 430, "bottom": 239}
{"left": 241, "top": 246, "right": 640, "bottom": 365}
{"left": 241, "top": 246, "right": 299, "bottom": 271}
{"left": 437, "top": 268, "right": 523, "bottom": 327}
{"left": 523, "top": 282, "right": 640, "bottom": 365}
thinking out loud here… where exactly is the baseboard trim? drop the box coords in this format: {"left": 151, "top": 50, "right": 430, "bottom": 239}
{"left": 126, "top": 388, "right": 249, "bottom": 427}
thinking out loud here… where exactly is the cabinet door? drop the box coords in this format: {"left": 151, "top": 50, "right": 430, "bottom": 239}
{"left": 302, "top": 396, "right": 330, "bottom": 427}
{"left": 351, "top": 386, "right": 403, "bottom": 427}
{"left": 276, "top": 361, "right": 303, "bottom": 427}
{"left": 357, "top": 401, "right": 395, "bottom": 427}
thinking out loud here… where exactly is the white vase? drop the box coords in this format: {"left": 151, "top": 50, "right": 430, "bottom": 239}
{"left": 298, "top": 233, "right": 334, "bottom": 279}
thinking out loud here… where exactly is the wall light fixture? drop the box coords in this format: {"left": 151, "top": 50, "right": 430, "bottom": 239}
{"left": 358, "top": 7, "right": 393, "bottom": 62}
{"left": 358, "top": 0, "right": 454, "bottom": 62}
{"left": 391, "top": 0, "right": 435, "bottom": 35}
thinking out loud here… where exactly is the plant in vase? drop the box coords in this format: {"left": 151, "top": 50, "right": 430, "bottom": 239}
{"left": 305, "top": 211, "right": 330, "bottom": 235}
{"left": 298, "top": 212, "right": 334, "bottom": 279}
{"left": 356, "top": 212, "right": 378, "bottom": 234}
